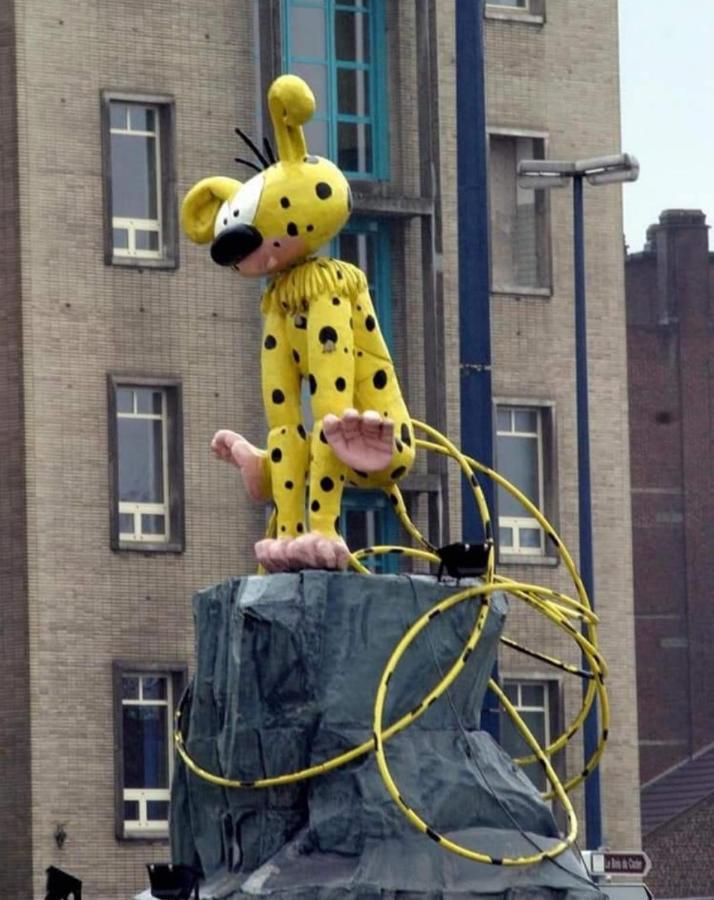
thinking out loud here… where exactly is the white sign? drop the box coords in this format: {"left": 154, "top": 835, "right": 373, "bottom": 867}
{"left": 583, "top": 850, "right": 652, "bottom": 878}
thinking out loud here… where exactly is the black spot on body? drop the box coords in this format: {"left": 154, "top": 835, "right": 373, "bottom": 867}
{"left": 391, "top": 466, "right": 407, "bottom": 480}
{"left": 316, "top": 182, "right": 332, "bottom": 199}
{"left": 309, "top": 374, "right": 317, "bottom": 395}
{"left": 297, "top": 522, "right": 304, "bottom": 533}
{"left": 271, "top": 448, "right": 282, "bottom": 463}
{"left": 365, "top": 315, "right": 376, "bottom": 332}
{"left": 401, "top": 423, "right": 412, "bottom": 446}
{"left": 334, "top": 516, "right": 341, "bottom": 534}
{"left": 332, "top": 296, "right": 341, "bottom": 306}
{"left": 319, "top": 429, "right": 327, "bottom": 443}
{"left": 264, "top": 334, "right": 277, "bottom": 349}
{"left": 335, "top": 377, "right": 346, "bottom": 391}
{"left": 297, "top": 424, "right": 307, "bottom": 439}
{"left": 373, "top": 369, "right": 387, "bottom": 389}
{"left": 272, "top": 389, "right": 285, "bottom": 404}
{"left": 395, "top": 439, "right": 403, "bottom": 452}
{"left": 285, "top": 480, "right": 294, "bottom": 489}
{"left": 353, "top": 469, "right": 367, "bottom": 478}
{"left": 292, "top": 349, "right": 300, "bottom": 364}
{"left": 280, "top": 196, "right": 290, "bottom": 208}
{"left": 336, "top": 268, "right": 343, "bottom": 280}
{"left": 287, "top": 222, "right": 298, "bottom": 236}
{"left": 321, "top": 476, "right": 334, "bottom": 492}
{"left": 319, "top": 325, "right": 338, "bottom": 345}
{"left": 307, "top": 224, "right": 314, "bottom": 232}
{"left": 311, "top": 499, "right": 320, "bottom": 512}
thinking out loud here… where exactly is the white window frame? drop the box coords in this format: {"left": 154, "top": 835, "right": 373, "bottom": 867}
{"left": 502, "top": 679, "right": 551, "bottom": 793}
{"left": 109, "top": 101, "right": 163, "bottom": 260}
{"left": 121, "top": 673, "right": 173, "bottom": 836}
{"left": 117, "top": 387, "right": 170, "bottom": 544}
{"left": 496, "top": 405, "right": 546, "bottom": 556}
{"left": 485, "top": 0, "right": 545, "bottom": 24}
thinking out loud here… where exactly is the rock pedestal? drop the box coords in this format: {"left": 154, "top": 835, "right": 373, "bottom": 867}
{"left": 159, "top": 572, "right": 600, "bottom": 899}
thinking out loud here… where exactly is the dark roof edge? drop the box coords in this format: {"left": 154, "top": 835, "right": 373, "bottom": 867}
{"left": 641, "top": 739, "right": 714, "bottom": 791}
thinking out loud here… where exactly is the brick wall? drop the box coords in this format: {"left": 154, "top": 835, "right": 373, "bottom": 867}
{"left": 0, "top": 2, "right": 33, "bottom": 897}
{"left": 627, "top": 211, "right": 714, "bottom": 785}
{"left": 645, "top": 794, "right": 714, "bottom": 897}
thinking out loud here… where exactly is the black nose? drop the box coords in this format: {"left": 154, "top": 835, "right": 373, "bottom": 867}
{"left": 210, "top": 224, "right": 263, "bottom": 266}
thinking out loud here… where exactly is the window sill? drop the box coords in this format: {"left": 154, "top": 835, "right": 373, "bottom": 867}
{"left": 109, "top": 255, "right": 178, "bottom": 271}
{"left": 498, "top": 553, "right": 559, "bottom": 567}
{"left": 350, "top": 187, "right": 433, "bottom": 219}
{"left": 492, "top": 285, "right": 552, "bottom": 299}
{"left": 115, "top": 540, "right": 184, "bottom": 555}
{"left": 485, "top": 8, "right": 544, "bottom": 26}
{"left": 119, "top": 830, "right": 169, "bottom": 843}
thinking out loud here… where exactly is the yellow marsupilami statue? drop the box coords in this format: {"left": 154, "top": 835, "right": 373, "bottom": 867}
{"left": 182, "top": 75, "right": 414, "bottom": 571}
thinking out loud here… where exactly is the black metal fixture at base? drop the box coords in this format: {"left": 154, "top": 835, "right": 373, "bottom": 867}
{"left": 147, "top": 863, "right": 201, "bottom": 900}
{"left": 45, "top": 866, "right": 82, "bottom": 900}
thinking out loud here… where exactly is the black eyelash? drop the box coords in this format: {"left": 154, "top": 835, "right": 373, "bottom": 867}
{"left": 233, "top": 156, "right": 263, "bottom": 173}
{"left": 263, "top": 137, "right": 276, "bottom": 165}
{"left": 235, "top": 126, "right": 270, "bottom": 169}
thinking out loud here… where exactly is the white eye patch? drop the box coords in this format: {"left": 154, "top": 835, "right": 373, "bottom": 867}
{"left": 215, "top": 174, "right": 265, "bottom": 237}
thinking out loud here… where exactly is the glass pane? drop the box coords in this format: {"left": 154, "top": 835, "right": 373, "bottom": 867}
{"left": 110, "top": 101, "right": 128, "bottom": 130}
{"left": 122, "top": 676, "right": 140, "bottom": 700}
{"left": 521, "top": 683, "right": 545, "bottom": 707}
{"left": 521, "top": 710, "right": 546, "bottom": 745}
{"left": 142, "top": 675, "right": 167, "bottom": 700}
{"left": 129, "top": 104, "right": 156, "bottom": 133}
{"left": 344, "top": 509, "right": 369, "bottom": 550}
{"left": 110, "top": 132, "right": 158, "bottom": 220}
{"left": 136, "top": 230, "right": 160, "bottom": 252}
{"left": 117, "top": 387, "right": 134, "bottom": 413}
{"left": 503, "top": 682, "right": 518, "bottom": 703}
{"left": 500, "top": 714, "right": 527, "bottom": 758}
{"left": 117, "top": 417, "right": 165, "bottom": 503}
{"left": 124, "top": 799, "right": 140, "bottom": 821}
{"left": 123, "top": 705, "right": 169, "bottom": 789}
{"left": 338, "top": 120, "right": 372, "bottom": 173}
{"left": 293, "top": 63, "right": 328, "bottom": 113}
{"left": 119, "top": 512, "right": 135, "bottom": 535}
{"left": 141, "top": 514, "right": 166, "bottom": 536}
{"left": 113, "top": 228, "right": 129, "bottom": 250}
{"left": 337, "top": 67, "right": 370, "bottom": 117}
{"left": 520, "top": 527, "right": 542, "bottom": 549}
{"left": 135, "top": 388, "right": 163, "bottom": 415}
{"left": 147, "top": 800, "right": 169, "bottom": 821}
{"left": 291, "top": 6, "right": 327, "bottom": 59}
{"left": 335, "top": 10, "right": 371, "bottom": 63}
{"left": 496, "top": 408, "right": 511, "bottom": 432}
{"left": 499, "top": 525, "right": 513, "bottom": 548}
{"left": 304, "top": 118, "right": 328, "bottom": 158}
{"left": 514, "top": 409, "right": 538, "bottom": 433}
{"left": 496, "top": 433, "right": 539, "bottom": 515}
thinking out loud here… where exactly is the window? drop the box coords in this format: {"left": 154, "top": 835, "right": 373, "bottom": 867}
{"left": 282, "top": 0, "right": 388, "bottom": 178}
{"left": 102, "top": 92, "right": 177, "bottom": 267}
{"left": 485, "top": 0, "right": 545, "bottom": 18}
{"left": 500, "top": 680, "right": 553, "bottom": 792}
{"left": 495, "top": 405, "right": 549, "bottom": 556}
{"left": 114, "top": 665, "right": 186, "bottom": 839}
{"left": 107, "top": 377, "right": 184, "bottom": 552}
{"left": 341, "top": 489, "right": 399, "bottom": 574}
{"left": 489, "top": 132, "right": 550, "bottom": 292}
{"left": 334, "top": 217, "right": 392, "bottom": 347}
{"left": 488, "top": 0, "right": 527, "bottom": 6}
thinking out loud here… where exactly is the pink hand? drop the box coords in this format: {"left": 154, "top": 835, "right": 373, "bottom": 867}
{"left": 323, "top": 409, "right": 395, "bottom": 473}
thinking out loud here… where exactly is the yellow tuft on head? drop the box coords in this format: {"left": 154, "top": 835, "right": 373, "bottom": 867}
{"left": 268, "top": 75, "right": 316, "bottom": 163}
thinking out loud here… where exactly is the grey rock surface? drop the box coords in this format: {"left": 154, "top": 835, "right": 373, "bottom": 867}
{"left": 159, "top": 572, "right": 600, "bottom": 899}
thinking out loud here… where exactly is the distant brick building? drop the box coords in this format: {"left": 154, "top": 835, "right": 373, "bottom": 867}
{"left": 627, "top": 209, "right": 714, "bottom": 896}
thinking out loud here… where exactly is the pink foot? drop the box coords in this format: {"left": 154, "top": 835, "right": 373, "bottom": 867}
{"left": 255, "top": 534, "right": 350, "bottom": 572}
{"left": 212, "top": 429, "right": 269, "bottom": 503}
{"left": 323, "top": 409, "right": 395, "bottom": 473}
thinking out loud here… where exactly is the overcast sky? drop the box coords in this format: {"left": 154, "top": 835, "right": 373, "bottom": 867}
{"left": 619, "top": 1, "right": 714, "bottom": 251}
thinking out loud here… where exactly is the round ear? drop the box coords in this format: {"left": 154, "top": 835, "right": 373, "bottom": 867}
{"left": 181, "top": 176, "right": 242, "bottom": 244}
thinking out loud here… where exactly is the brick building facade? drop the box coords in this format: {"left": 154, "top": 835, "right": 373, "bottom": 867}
{"left": 627, "top": 209, "right": 714, "bottom": 896}
{"left": 0, "top": 1, "right": 639, "bottom": 897}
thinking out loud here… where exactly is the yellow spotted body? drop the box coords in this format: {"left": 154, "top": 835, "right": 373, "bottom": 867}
{"left": 260, "top": 257, "right": 414, "bottom": 538}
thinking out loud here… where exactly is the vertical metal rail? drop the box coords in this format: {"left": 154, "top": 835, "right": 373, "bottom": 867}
{"left": 455, "top": 0, "right": 498, "bottom": 738}
{"left": 573, "top": 174, "right": 602, "bottom": 849}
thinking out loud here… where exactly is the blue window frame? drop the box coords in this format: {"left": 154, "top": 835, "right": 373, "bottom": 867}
{"left": 341, "top": 489, "right": 400, "bottom": 573}
{"left": 332, "top": 216, "right": 392, "bottom": 348}
{"left": 282, "top": 0, "right": 388, "bottom": 179}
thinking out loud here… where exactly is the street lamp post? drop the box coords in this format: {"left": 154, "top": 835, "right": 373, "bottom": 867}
{"left": 517, "top": 153, "right": 639, "bottom": 851}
